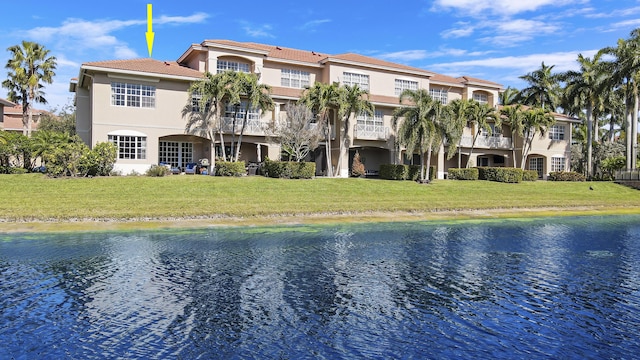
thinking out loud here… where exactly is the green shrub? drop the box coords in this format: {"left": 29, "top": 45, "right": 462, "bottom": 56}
{"left": 10, "top": 167, "right": 28, "bottom": 174}
{"left": 380, "top": 164, "right": 408, "bottom": 180}
{"left": 448, "top": 168, "right": 479, "bottom": 180}
{"left": 81, "top": 142, "right": 117, "bottom": 176}
{"left": 522, "top": 170, "right": 539, "bottom": 181}
{"left": 477, "top": 167, "right": 523, "bottom": 183}
{"left": 215, "top": 161, "right": 246, "bottom": 177}
{"left": 146, "top": 164, "right": 170, "bottom": 177}
{"left": 548, "top": 171, "right": 586, "bottom": 181}
{"left": 264, "top": 159, "right": 315, "bottom": 179}
{"left": 407, "top": 165, "right": 436, "bottom": 181}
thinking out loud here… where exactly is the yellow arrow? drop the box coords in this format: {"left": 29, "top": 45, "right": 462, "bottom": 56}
{"left": 145, "top": 3, "right": 154, "bottom": 57}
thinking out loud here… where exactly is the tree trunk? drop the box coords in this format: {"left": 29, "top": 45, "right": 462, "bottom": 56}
{"left": 324, "top": 113, "right": 333, "bottom": 177}
{"left": 609, "top": 115, "right": 616, "bottom": 143}
{"left": 230, "top": 109, "right": 237, "bottom": 162}
{"left": 626, "top": 98, "right": 633, "bottom": 170}
{"left": 520, "top": 130, "right": 530, "bottom": 170}
{"left": 27, "top": 107, "right": 33, "bottom": 138}
{"left": 466, "top": 130, "right": 479, "bottom": 168}
{"left": 424, "top": 138, "right": 434, "bottom": 183}
{"left": 218, "top": 129, "right": 226, "bottom": 162}
{"left": 632, "top": 93, "right": 639, "bottom": 170}
{"left": 336, "top": 114, "right": 349, "bottom": 177}
{"left": 235, "top": 111, "right": 249, "bottom": 162}
{"left": 420, "top": 150, "right": 425, "bottom": 182}
{"left": 586, "top": 104, "right": 593, "bottom": 178}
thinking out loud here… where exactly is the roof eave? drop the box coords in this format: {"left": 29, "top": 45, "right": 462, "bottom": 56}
{"left": 0, "top": 98, "right": 15, "bottom": 107}
{"left": 80, "top": 65, "right": 203, "bottom": 82}
{"left": 202, "top": 41, "right": 270, "bottom": 56}
{"left": 177, "top": 44, "right": 207, "bottom": 64}
{"left": 321, "top": 57, "right": 433, "bottom": 77}
{"left": 265, "top": 57, "right": 325, "bottom": 68}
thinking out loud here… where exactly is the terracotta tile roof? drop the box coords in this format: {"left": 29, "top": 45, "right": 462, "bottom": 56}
{"left": 459, "top": 76, "right": 503, "bottom": 87}
{"left": 83, "top": 58, "right": 203, "bottom": 78}
{"left": 369, "top": 94, "right": 404, "bottom": 105}
{"left": 429, "top": 73, "right": 465, "bottom": 85}
{"left": 327, "top": 53, "right": 431, "bottom": 75}
{"left": 205, "top": 39, "right": 329, "bottom": 64}
{"left": 3, "top": 104, "right": 46, "bottom": 115}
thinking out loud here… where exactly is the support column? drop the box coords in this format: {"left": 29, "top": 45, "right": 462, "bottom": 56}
{"left": 257, "top": 144, "right": 262, "bottom": 163}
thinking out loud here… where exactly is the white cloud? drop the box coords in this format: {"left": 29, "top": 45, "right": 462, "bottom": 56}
{"left": 610, "top": 18, "right": 640, "bottom": 30}
{"left": 431, "top": 0, "right": 582, "bottom": 16}
{"left": 240, "top": 22, "right": 275, "bottom": 38}
{"left": 300, "top": 19, "right": 331, "bottom": 30}
{"left": 584, "top": 6, "right": 640, "bottom": 18}
{"left": 429, "top": 50, "right": 599, "bottom": 75}
{"left": 379, "top": 50, "right": 430, "bottom": 61}
{"left": 156, "top": 12, "right": 209, "bottom": 25}
{"left": 441, "top": 26, "right": 474, "bottom": 38}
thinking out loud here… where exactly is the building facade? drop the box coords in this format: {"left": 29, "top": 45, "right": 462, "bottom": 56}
{"left": 70, "top": 39, "right": 577, "bottom": 178}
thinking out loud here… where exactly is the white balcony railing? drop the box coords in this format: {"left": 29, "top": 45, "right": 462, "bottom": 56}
{"left": 354, "top": 123, "right": 390, "bottom": 140}
{"left": 460, "top": 135, "right": 512, "bottom": 149}
{"left": 220, "top": 117, "right": 267, "bottom": 136}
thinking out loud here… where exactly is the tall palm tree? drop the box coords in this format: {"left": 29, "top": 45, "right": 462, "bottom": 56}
{"left": 300, "top": 82, "right": 342, "bottom": 177}
{"left": 2, "top": 41, "right": 57, "bottom": 137}
{"left": 335, "top": 84, "right": 374, "bottom": 176}
{"left": 466, "top": 101, "right": 499, "bottom": 168}
{"left": 561, "top": 53, "right": 608, "bottom": 177}
{"left": 234, "top": 73, "right": 274, "bottom": 162}
{"left": 446, "top": 98, "right": 473, "bottom": 168}
{"left": 392, "top": 89, "right": 442, "bottom": 182}
{"left": 500, "top": 104, "right": 525, "bottom": 168}
{"left": 601, "top": 31, "right": 640, "bottom": 170}
{"left": 520, "top": 108, "right": 556, "bottom": 170}
{"left": 517, "top": 62, "right": 561, "bottom": 111}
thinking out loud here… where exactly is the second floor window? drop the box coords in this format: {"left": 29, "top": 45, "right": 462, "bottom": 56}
{"left": 395, "top": 79, "right": 418, "bottom": 95}
{"left": 429, "top": 88, "right": 448, "bottom": 104}
{"left": 111, "top": 82, "right": 155, "bottom": 108}
{"left": 217, "top": 60, "right": 250, "bottom": 73}
{"left": 281, "top": 69, "right": 310, "bottom": 88}
{"left": 224, "top": 102, "right": 260, "bottom": 120}
{"left": 549, "top": 125, "right": 565, "bottom": 140}
{"left": 473, "top": 93, "right": 488, "bottom": 104}
{"left": 343, "top": 72, "right": 369, "bottom": 91}
{"left": 357, "top": 110, "right": 384, "bottom": 127}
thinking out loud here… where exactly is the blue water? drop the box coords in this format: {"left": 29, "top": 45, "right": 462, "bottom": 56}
{"left": 1, "top": 216, "right": 640, "bottom": 359}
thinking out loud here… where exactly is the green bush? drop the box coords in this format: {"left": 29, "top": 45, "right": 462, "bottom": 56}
{"left": 82, "top": 142, "right": 117, "bottom": 176}
{"left": 448, "top": 168, "right": 479, "bottom": 180}
{"left": 215, "top": 161, "right": 246, "bottom": 177}
{"left": 380, "top": 164, "right": 407, "bottom": 180}
{"left": 264, "top": 159, "right": 315, "bottom": 179}
{"left": 548, "top": 171, "right": 586, "bottom": 182}
{"left": 407, "top": 165, "right": 436, "bottom": 181}
{"left": 522, "top": 170, "right": 539, "bottom": 181}
{"left": 146, "top": 164, "right": 170, "bottom": 177}
{"left": 476, "top": 167, "right": 523, "bottom": 183}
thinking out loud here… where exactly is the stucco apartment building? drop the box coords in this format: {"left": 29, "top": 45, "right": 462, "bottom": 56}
{"left": 70, "top": 39, "right": 578, "bottom": 179}
{"left": 0, "top": 101, "right": 46, "bottom": 134}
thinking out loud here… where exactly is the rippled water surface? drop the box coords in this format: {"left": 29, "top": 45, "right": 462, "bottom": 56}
{"left": 2, "top": 216, "right": 640, "bottom": 359}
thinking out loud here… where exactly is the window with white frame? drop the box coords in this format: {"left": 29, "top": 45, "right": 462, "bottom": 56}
{"left": 342, "top": 72, "right": 369, "bottom": 90}
{"left": 429, "top": 88, "right": 448, "bottom": 104}
{"left": 108, "top": 135, "right": 147, "bottom": 160}
{"left": 551, "top": 156, "right": 566, "bottom": 172}
{"left": 481, "top": 123, "right": 502, "bottom": 137}
{"left": 191, "top": 92, "right": 211, "bottom": 113}
{"left": 281, "top": 69, "right": 310, "bottom": 88}
{"left": 549, "top": 125, "right": 565, "bottom": 140}
{"left": 217, "top": 60, "right": 250, "bottom": 73}
{"left": 395, "top": 79, "right": 418, "bottom": 95}
{"left": 111, "top": 82, "right": 156, "bottom": 108}
{"left": 224, "top": 101, "right": 260, "bottom": 120}
{"left": 159, "top": 141, "right": 194, "bottom": 169}
{"left": 473, "top": 92, "right": 488, "bottom": 104}
{"left": 357, "top": 110, "right": 384, "bottom": 127}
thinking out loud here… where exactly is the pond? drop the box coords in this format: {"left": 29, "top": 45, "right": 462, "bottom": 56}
{"left": 1, "top": 216, "right": 640, "bottom": 359}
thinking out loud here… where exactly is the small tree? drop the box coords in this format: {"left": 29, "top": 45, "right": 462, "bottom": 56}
{"left": 266, "top": 103, "right": 324, "bottom": 162}
{"left": 351, "top": 151, "right": 365, "bottom": 177}
{"left": 38, "top": 104, "right": 76, "bottom": 135}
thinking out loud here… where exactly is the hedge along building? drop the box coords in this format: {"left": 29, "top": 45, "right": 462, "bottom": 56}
{"left": 70, "top": 39, "right": 577, "bottom": 178}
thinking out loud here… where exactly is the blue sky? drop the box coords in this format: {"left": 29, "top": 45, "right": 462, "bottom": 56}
{"left": 2, "top": 0, "right": 640, "bottom": 111}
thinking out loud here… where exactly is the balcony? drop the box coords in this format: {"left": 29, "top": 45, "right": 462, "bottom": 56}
{"left": 354, "top": 123, "right": 390, "bottom": 140}
{"left": 460, "top": 135, "right": 512, "bottom": 149}
{"left": 220, "top": 117, "right": 267, "bottom": 136}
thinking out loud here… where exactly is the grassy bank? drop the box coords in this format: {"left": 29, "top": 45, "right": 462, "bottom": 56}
{"left": 0, "top": 173, "right": 639, "bottom": 224}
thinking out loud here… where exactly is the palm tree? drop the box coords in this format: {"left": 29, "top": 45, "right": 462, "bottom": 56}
{"left": 520, "top": 108, "right": 556, "bottom": 170}
{"left": 499, "top": 86, "right": 519, "bottom": 106}
{"left": 234, "top": 73, "right": 274, "bottom": 162}
{"left": 446, "top": 99, "right": 473, "bottom": 168}
{"left": 2, "top": 41, "right": 57, "bottom": 137}
{"left": 561, "top": 53, "right": 608, "bottom": 177}
{"left": 601, "top": 31, "right": 640, "bottom": 170}
{"left": 500, "top": 104, "right": 525, "bottom": 168}
{"left": 517, "top": 62, "right": 561, "bottom": 111}
{"left": 466, "top": 101, "right": 499, "bottom": 168}
{"left": 335, "top": 84, "right": 374, "bottom": 176}
{"left": 183, "top": 71, "right": 225, "bottom": 167}
{"left": 392, "top": 89, "right": 443, "bottom": 182}
{"left": 300, "top": 82, "right": 342, "bottom": 177}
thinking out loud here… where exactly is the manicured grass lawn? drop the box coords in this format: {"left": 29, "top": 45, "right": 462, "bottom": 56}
{"left": 1, "top": 174, "right": 639, "bottom": 221}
